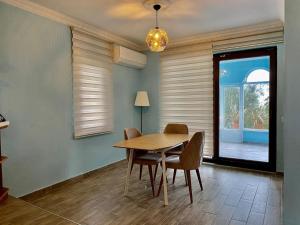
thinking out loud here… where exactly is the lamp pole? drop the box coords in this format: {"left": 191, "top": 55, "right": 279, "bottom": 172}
{"left": 135, "top": 91, "right": 150, "bottom": 133}
{"left": 140, "top": 106, "right": 143, "bottom": 133}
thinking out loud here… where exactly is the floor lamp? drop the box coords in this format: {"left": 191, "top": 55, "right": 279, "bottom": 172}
{"left": 135, "top": 91, "right": 150, "bottom": 133}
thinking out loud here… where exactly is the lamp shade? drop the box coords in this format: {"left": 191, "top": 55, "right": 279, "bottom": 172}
{"left": 135, "top": 91, "right": 150, "bottom": 107}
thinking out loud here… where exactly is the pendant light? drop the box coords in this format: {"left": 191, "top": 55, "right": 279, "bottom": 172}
{"left": 146, "top": 4, "right": 169, "bottom": 52}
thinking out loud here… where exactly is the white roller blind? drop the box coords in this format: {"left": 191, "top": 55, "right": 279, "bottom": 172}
{"left": 72, "top": 28, "right": 113, "bottom": 138}
{"left": 213, "top": 31, "right": 284, "bottom": 52}
{"left": 160, "top": 43, "right": 214, "bottom": 157}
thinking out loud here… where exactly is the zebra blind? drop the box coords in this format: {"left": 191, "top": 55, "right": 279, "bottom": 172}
{"left": 160, "top": 43, "right": 214, "bottom": 157}
{"left": 72, "top": 28, "right": 113, "bottom": 138}
{"left": 213, "top": 31, "right": 284, "bottom": 52}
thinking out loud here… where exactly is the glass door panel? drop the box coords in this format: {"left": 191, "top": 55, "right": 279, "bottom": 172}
{"left": 214, "top": 48, "right": 277, "bottom": 171}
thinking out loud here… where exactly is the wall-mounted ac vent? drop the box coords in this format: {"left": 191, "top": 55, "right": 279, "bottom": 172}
{"left": 113, "top": 45, "right": 147, "bottom": 69}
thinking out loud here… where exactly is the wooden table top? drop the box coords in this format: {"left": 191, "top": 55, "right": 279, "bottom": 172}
{"left": 113, "top": 133, "right": 190, "bottom": 151}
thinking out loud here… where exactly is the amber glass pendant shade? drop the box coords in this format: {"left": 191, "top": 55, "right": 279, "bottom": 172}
{"left": 146, "top": 27, "right": 168, "bottom": 52}
{"left": 145, "top": 4, "right": 168, "bottom": 52}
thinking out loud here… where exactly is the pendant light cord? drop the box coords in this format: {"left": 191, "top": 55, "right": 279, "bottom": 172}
{"left": 153, "top": 4, "right": 161, "bottom": 29}
{"left": 156, "top": 10, "right": 158, "bottom": 28}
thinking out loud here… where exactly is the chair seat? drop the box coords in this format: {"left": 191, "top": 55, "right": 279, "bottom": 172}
{"left": 134, "top": 153, "right": 162, "bottom": 165}
{"left": 165, "top": 143, "right": 187, "bottom": 156}
{"left": 166, "top": 149, "right": 182, "bottom": 156}
{"left": 164, "top": 155, "right": 181, "bottom": 169}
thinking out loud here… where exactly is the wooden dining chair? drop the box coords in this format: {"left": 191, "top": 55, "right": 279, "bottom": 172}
{"left": 163, "top": 123, "right": 189, "bottom": 184}
{"left": 157, "top": 131, "right": 205, "bottom": 203}
{"left": 124, "top": 128, "right": 161, "bottom": 196}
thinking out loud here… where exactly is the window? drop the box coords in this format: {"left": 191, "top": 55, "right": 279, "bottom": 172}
{"left": 244, "top": 69, "right": 270, "bottom": 130}
{"left": 223, "top": 87, "right": 240, "bottom": 129}
{"left": 247, "top": 69, "right": 269, "bottom": 82}
{"left": 72, "top": 28, "right": 113, "bottom": 138}
{"left": 160, "top": 43, "right": 214, "bottom": 157}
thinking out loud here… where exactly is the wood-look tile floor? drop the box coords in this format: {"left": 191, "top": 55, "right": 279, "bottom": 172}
{"left": 0, "top": 197, "right": 78, "bottom": 225}
{"left": 1, "top": 161, "right": 282, "bottom": 225}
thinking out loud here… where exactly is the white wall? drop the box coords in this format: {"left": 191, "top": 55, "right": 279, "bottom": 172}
{"left": 277, "top": 44, "right": 285, "bottom": 172}
{"left": 283, "top": 0, "right": 300, "bottom": 224}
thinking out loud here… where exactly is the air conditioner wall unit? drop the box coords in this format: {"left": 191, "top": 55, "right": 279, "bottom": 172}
{"left": 113, "top": 45, "right": 147, "bottom": 69}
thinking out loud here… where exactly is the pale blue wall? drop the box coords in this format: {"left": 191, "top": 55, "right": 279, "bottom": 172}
{"left": 0, "top": 1, "right": 287, "bottom": 198}
{"left": 284, "top": 1, "right": 300, "bottom": 224}
{"left": 140, "top": 52, "right": 160, "bottom": 134}
{"left": 0, "top": 2, "right": 140, "bottom": 197}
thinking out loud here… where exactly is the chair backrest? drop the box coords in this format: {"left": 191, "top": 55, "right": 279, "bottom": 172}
{"left": 180, "top": 132, "right": 205, "bottom": 170}
{"left": 124, "top": 128, "right": 143, "bottom": 160}
{"left": 124, "top": 128, "right": 142, "bottom": 140}
{"left": 163, "top": 123, "right": 189, "bottom": 134}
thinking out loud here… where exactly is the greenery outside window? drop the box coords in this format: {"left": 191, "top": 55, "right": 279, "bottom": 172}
{"left": 244, "top": 69, "right": 270, "bottom": 130}
{"left": 224, "top": 86, "right": 240, "bottom": 129}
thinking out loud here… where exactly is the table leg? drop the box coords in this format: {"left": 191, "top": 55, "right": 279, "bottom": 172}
{"left": 161, "top": 151, "right": 168, "bottom": 206}
{"left": 124, "top": 149, "right": 134, "bottom": 196}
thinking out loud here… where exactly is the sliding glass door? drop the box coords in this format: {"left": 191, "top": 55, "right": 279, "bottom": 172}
{"left": 213, "top": 48, "right": 277, "bottom": 171}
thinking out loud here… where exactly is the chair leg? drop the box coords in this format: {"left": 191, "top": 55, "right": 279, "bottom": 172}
{"left": 139, "top": 165, "right": 143, "bottom": 180}
{"left": 172, "top": 169, "right": 177, "bottom": 184}
{"left": 186, "top": 170, "right": 193, "bottom": 204}
{"left": 184, "top": 170, "right": 188, "bottom": 186}
{"left": 196, "top": 169, "right": 203, "bottom": 191}
{"left": 148, "top": 165, "right": 155, "bottom": 197}
{"left": 157, "top": 173, "right": 163, "bottom": 197}
{"left": 154, "top": 164, "right": 158, "bottom": 182}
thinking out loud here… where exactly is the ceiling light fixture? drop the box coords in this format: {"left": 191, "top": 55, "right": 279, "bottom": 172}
{"left": 145, "top": 4, "right": 169, "bottom": 52}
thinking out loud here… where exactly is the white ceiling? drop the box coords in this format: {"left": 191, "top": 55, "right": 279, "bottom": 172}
{"left": 30, "top": 0, "right": 284, "bottom": 45}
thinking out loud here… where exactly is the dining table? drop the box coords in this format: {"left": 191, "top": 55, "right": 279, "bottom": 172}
{"left": 113, "top": 133, "right": 190, "bottom": 206}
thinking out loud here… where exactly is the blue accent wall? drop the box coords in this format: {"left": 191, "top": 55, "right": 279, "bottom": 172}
{"left": 243, "top": 130, "right": 269, "bottom": 144}
{"left": 220, "top": 57, "right": 270, "bottom": 85}
{"left": 0, "top": 2, "right": 141, "bottom": 197}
